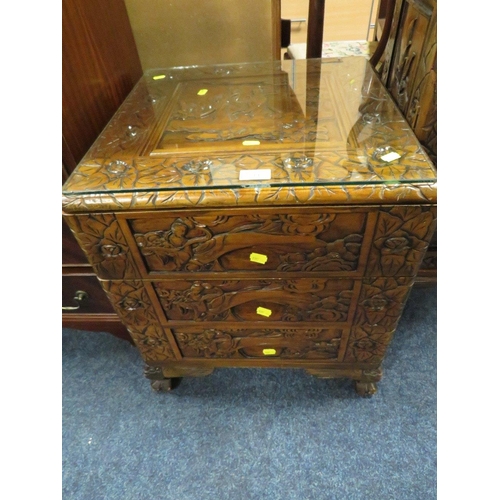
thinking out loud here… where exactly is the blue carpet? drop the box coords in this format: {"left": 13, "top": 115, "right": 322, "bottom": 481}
{"left": 62, "top": 287, "right": 436, "bottom": 500}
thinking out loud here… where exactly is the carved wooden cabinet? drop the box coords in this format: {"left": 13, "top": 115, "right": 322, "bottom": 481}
{"left": 62, "top": 58, "right": 437, "bottom": 396}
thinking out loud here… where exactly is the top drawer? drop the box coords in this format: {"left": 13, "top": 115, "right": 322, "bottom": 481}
{"left": 64, "top": 206, "right": 436, "bottom": 280}
{"left": 127, "top": 208, "right": 376, "bottom": 276}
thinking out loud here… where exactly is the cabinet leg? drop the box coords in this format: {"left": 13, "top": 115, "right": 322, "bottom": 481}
{"left": 144, "top": 365, "right": 181, "bottom": 392}
{"left": 354, "top": 368, "right": 382, "bottom": 397}
{"left": 354, "top": 381, "right": 378, "bottom": 397}
{"left": 150, "top": 378, "right": 174, "bottom": 392}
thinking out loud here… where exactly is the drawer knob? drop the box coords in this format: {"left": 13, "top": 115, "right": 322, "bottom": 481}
{"left": 62, "top": 290, "right": 88, "bottom": 311}
{"left": 249, "top": 252, "right": 268, "bottom": 264}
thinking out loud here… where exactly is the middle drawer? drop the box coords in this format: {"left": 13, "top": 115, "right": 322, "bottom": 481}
{"left": 151, "top": 278, "right": 358, "bottom": 323}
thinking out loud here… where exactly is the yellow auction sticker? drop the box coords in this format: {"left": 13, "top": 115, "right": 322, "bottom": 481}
{"left": 256, "top": 307, "right": 272, "bottom": 317}
{"left": 153, "top": 74, "right": 166, "bottom": 80}
{"left": 263, "top": 349, "right": 277, "bottom": 356}
{"left": 197, "top": 89, "right": 208, "bottom": 95}
{"left": 250, "top": 252, "right": 268, "bottom": 264}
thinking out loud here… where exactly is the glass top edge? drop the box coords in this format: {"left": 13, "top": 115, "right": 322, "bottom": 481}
{"left": 63, "top": 178, "right": 437, "bottom": 196}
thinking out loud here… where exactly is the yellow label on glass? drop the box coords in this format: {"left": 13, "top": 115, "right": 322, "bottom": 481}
{"left": 197, "top": 89, "right": 208, "bottom": 95}
{"left": 256, "top": 307, "right": 272, "bottom": 317}
{"left": 263, "top": 348, "right": 277, "bottom": 356}
{"left": 250, "top": 252, "right": 268, "bottom": 264}
{"left": 153, "top": 74, "right": 166, "bottom": 80}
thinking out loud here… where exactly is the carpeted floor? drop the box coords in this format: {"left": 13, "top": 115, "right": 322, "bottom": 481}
{"left": 62, "top": 286, "right": 436, "bottom": 500}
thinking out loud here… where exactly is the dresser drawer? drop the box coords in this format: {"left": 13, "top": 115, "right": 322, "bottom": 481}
{"left": 152, "top": 278, "right": 358, "bottom": 323}
{"left": 173, "top": 327, "right": 345, "bottom": 360}
{"left": 127, "top": 209, "right": 376, "bottom": 276}
{"left": 62, "top": 275, "right": 116, "bottom": 314}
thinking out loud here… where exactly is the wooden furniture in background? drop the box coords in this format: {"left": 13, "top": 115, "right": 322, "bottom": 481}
{"left": 62, "top": 58, "right": 437, "bottom": 395}
{"left": 299, "top": 0, "right": 437, "bottom": 283}
{"left": 376, "top": 0, "right": 437, "bottom": 165}
{"left": 62, "top": 0, "right": 143, "bottom": 341}
{"left": 376, "top": 0, "right": 437, "bottom": 280}
{"left": 281, "top": 0, "right": 380, "bottom": 46}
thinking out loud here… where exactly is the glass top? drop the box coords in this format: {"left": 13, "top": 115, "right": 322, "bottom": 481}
{"left": 62, "top": 57, "right": 436, "bottom": 196}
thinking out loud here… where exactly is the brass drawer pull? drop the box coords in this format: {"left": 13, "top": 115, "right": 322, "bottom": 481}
{"left": 62, "top": 290, "right": 89, "bottom": 311}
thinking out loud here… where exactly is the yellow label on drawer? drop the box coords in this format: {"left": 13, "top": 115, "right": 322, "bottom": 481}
{"left": 197, "top": 89, "right": 208, "bottom": 95}
{"left": 263, "top": 348, "right": 277, "bottom": 356}
{"left": 256, "top": 307, "right": 272, "bottom": 317}
{"left": 250, "top": 252, "right": 268, "bottom": 264}
{"left": 242, "top": 140, "right": 261, "bottom": 146}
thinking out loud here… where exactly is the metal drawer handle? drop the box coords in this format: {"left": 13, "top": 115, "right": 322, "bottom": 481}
{"left": 62, "top": 290, "right": 89, "bottom": 311}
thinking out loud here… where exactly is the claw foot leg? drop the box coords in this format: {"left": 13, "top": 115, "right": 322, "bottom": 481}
{"left": 354, "top": 381, "right": 378, "bottom": 397}
{"left": 354, "top": 368, "right": 382, "bottom": 397}
{"left": 144, "top": 365, "right": 181, "bottom": 393}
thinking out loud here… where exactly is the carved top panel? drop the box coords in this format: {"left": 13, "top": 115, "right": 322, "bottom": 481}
{"left": 62, "top": 58, "right": 436, "bottom": 212}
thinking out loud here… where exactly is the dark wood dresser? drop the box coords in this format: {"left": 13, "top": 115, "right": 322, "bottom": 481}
{"left": 62, "top": 57, "right": 437, "bottom": 396}
{"left": 62, "top": 0, "right": 142, "bottom": 340}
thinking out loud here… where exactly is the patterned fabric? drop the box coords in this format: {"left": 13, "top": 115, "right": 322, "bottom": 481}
{"left": 287, "top": 40, "right": 375, "bottom": 60}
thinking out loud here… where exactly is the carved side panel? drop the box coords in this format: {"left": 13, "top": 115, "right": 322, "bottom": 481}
{"left": 343, "top": 277, "right": 414, "bottom": 363}
{"left": 101, "top": 280, "right": 176, "bottom": 362}
{"left": 64, "top": 214, "right": 140, "bottom": 280}
{"left": 174, "top": 327, "right": 344, "bottom": 360}
{"left": 377, "top": 0, "right": 437, "bottom": 163}
{"left": 405, "top": 4, "right": 437, "bottom": 163}
{"left": 387, "top": 0, "right": 433, "bottom": 114}
{"left": 378, "top": 0, "right": 406, "bottom": 85}
{"left": 152, "top": 279, "right": 356, "bottom": 323}
{"left": 129, "top": 211, "right": 369, "bottom": 273}
{"left": 366, "top": 205, "right": 436, "bottom": 276}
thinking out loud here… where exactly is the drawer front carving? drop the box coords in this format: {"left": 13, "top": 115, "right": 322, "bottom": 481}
{"left": 128, "top": 210, "right": 374, "bottom": 275}
{"left": 173, "top": 327, "right": 345, "bottom": 360}
{"left": 152, "top": 278, "right": 357, "bottom": 323}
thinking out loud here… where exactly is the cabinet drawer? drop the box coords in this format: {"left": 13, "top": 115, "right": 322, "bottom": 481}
{"left": 152, "top": 278, "right": 358, "bottom": 323}
{"left": 62, "top": 275, "right": 115, "bottom": 314}
{"left": 128, "top": 209, "right": 376, "bottom": 275}
{"left": 173, "top": 327, "right": 345, "bottom": 360}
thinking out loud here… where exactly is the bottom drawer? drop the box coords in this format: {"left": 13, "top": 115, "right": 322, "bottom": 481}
{"left": 173, "top": 327, "right": 346, "bottom": 360}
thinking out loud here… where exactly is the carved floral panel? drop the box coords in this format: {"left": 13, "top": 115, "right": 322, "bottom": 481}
{"left": 101, "top": 280, "right": 175, "bottom": 362}
{"left": 64, "top": 214, "right": 139, "bottom": 280}
{"left": 343, "top": 277, "right": 413, "bottom": 363}
{"left": 366, "top": 205, "right": 436, "bottom": 276}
